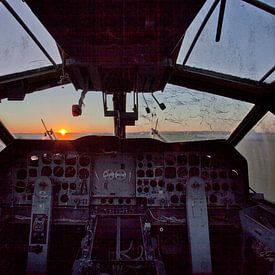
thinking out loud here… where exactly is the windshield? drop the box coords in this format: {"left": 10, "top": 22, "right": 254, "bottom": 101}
{"left": 0, "top": 0, "right": 273, "bottom": 142}
{"left": 0, "top": 83, "right": 253, "bottom": 141}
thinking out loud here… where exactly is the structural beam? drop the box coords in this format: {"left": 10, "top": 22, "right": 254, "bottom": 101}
{"left": 228, "top": 105, "right": 268, "bottom": 147}
{"left": 260, "top": 65, "right": 275, "bottom": 83}
{"left": 0, "top": 120, "right": 14, "bottom": 146}
{"left": 242, "top": 0, "right": 275, "bottom": 15}
{"left": 169, "top": 65, "right": 275, "bottom": 108}
{"left": 0, "top": 65, "right": 70, "bottom": 100}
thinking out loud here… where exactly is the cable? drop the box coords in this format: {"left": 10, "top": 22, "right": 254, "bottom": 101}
{"left": 147, "top": 208, "right": 186, "bottom": 224}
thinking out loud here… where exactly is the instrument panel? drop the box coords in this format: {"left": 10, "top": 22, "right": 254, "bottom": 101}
{"left": 12, "top": 152, "right": 91, "bottom": 207}
{"left": 0, "top": 137, "right": 249, "bottom": 209}
{"left": 135, "top": 152, "right": 244, "bottom": 207}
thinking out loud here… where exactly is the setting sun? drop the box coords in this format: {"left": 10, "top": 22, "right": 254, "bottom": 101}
{"left": 58, "top": 128, "right": 68, "bottom": 136}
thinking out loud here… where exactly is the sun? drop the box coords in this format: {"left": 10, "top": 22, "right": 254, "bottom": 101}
{"left": 58, "top": 128, "right": 68, "bottom": 136}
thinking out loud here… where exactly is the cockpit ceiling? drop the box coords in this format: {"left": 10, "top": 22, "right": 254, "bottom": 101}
{"left": 24, "top": 0, "right": 206, "bottom": 93}
{"left": 25, "top": 0, "right": 205, "bottom": 65}
{"left": 0, "top": 0, "right": 274, "bottom": 108}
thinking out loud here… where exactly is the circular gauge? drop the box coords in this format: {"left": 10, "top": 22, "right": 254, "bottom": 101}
{"left": 177, "top": 167, "right": 187, "bottom": 178}
{"left": 144, "top": 180, "right": 149, "bottom": 185}
{"left": 79, "top": 155, "right": 90, "bottom": 167}
{"left": 15, "top": 181, "right": 25, "bottom": 193}
{"left": 125, "top": 198, "right": 131, "bottom": 204}
{"left": 209, "top": 194, "right": 217, "bottom": 204}
{"left": 65, "top": 166, "right": 76, "bottom": 177}
{"left": 17, "top": 169, "right": 27, "bottom": 180}
{"left": 70, "top": 182, "right": 77, "bottom": 190}
{"left": 42, "top": 153, "right": 52, "bottom": 165}
{"left": 158, "top": 180, "right": 165, "bottom": 187}
{"left": 146, "top": 169, "right": 154, "bottom": 177}
{"left": 41, "top": 166, "right": 52, "bottom": 177}
{"left": 166, "top": 183, "right": 174, "bottom": 192}
{"left": 171, "top": 195, "right": 179, "bottom": 203}
{"left": 115, "top": 169, "right": 127, "bottom": 181}
{"left": 137, "top": 170, "right": 145, "bottom": 178}
{"left": 165, "top": 154, "right": 176, "bottom": 165}
{"left": 29, "top": 155, "right": 39, "bottom": 167}
{"left": 165, "top": 167, "right": 176, "bottom": 179}
{"left": 53, "top": 153, "right": 63, "bottom": 165}
{"left": 143, "top": 187, "right": 149, "bottom": 193}
{"left": 155, "top": 168, "right": 163, "bottom": 177}
{"left": 53, "top": 166, "right": 64, "bottom": 177}
{"left": 118, "top": 198, "right": 124, "bottom": 204}
{"left": 60, "top": 194, "right": 69, "bottom": 203}
{"left": 177, "top": 154, "right": 187, "bottom": 165}
{"left": 62, "top": 182, "right": 69, "bottom": 190}
{"left": 103, "top": 169, "right": 114, "bottom": 180}
{"left": 150, "top": 180, "right": 157, "bottom": 187}
{"left": 65, "top": 154, "right": 77, "bottom": 165}
{"left": 79, "top": 168, "right": 89, "bottom": 179}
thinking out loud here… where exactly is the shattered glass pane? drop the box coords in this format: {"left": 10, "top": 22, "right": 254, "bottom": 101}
{"left": 177, "top": 0, "right": 275, "bottom": 83}
{"left": 132, "top": 84, "right": 253, "bottom": 141}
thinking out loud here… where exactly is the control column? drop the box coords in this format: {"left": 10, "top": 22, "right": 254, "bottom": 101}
{"left": 186, "top": 177, "right": 212, "bottom": 274}
{"left": 27, "top": 177, "right": 52, "bottom": 274}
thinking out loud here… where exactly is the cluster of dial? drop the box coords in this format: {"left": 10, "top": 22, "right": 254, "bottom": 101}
{"left": 13, "top": 151, "right": 91, "bottom": 206}
{"left": 136, "top": 152, "right": 243, "bottom": 206}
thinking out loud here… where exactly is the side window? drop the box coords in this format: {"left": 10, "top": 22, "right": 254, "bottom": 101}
{"left": 237, "top": 112, "right": 275, "bottom": 202}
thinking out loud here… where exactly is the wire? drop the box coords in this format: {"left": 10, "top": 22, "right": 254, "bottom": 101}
{"left": 147, "top": 208, "right": 186, "bottom": 224}
{"left": 121, "top": 240, "right": 134, "bottom": 254}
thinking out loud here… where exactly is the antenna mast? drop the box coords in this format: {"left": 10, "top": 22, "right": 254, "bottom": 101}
{"left": 41, "top": 119, "right": 57, "bottom": 140}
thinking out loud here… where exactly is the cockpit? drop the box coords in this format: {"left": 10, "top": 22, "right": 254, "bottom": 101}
{"left": 0, "top": 0, "right": 274, "bottom": 274}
